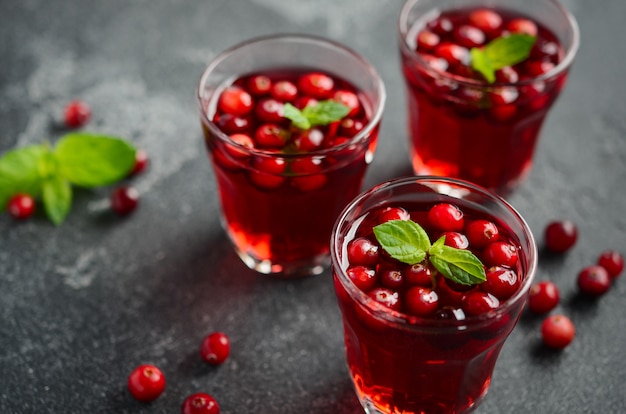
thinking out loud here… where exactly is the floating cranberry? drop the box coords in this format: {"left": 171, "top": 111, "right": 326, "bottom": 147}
{"left": 427, "top": 203, "right": 464, "bottom": 232}
{"left": 379, "top": 268, "right": 405, "bottom": 290}
{"left": 333, "top": 90, "right": 361, "bottom": 117}
{"left": 200, "top": 332, "right": 231, "bottom": 365}
{"left": 271, "top": 80, "right": 298, "bottom": 102}
{"left": 405, "top": 286, "right": 439, "bottom": 316}
{"left": 577, "top": 265, "right": 611, "bottom": 297}
{"left": 462, "top": 291, "right": 500, "bottom": 316}
{"left": 249, "top": 157, "right": 286, "bottom": 190}
{"left": 466, "top": 219, "right": 499, "bottom": 248}
{"left": 419, "top": 54, "right": 449, "bottom": 73}
{"left": 483, "top": 241, "right": 518, "bottom": 268}
{"left": 130, "top": 149, "right": 149, "bottom": 176}
{"left": 378, "top": 206, "right": 411, "bottom": 223}
{"left": 525, "top": 61, "right": 555, "bottom": 77}
{"left": 544, "top": 220, "right": 577, "bottom": 253}
{"left": 481, "top": 266, "right": 520, "bottom": 301}
{"left": 338, "top": 118, "right": 365, "bottom": 137}
{"left": 225, "top": 134, "right": 254, "bottom": 159}
{"left": 218, "top": 86, "right": 253, "bottom": 116}
{"left": 416, "top": 30, "right": 440, "bottom": 51}
{"left": 247, "top": 75, "right": 272, "bottom": 96}
{"left": 495, "top": 66, "right": 520, "bottom": 83}
{"left": 453, "top": 25, "right": 486, "bottom": 48}
{"left": 427, "top": 17, "right": 453, "bottom": 36}
{"left": 290, "top": 157, "right": 327, "bottom": 191}
{"left": 127, "top": 364, "right": 166, "bottom": 402}
{"left": 181, "top": 392, "right": 220, "bottom": 414}
{"left": 215, "top": 113, "right": 251, "bottom": 134}
{"left": 298, "top": 72, "right": 334, "bottom": 99}
{"left": 255, "top": 98, "right": 284, "bottom": 123}
{"left": 111, "top": 187, "right": 139, "bottom": 216}
{"left": 293, "top": 96, "right": 318, "bottom": 110}
{"left": 441, "top": 231, "right": 469, "bottom": 249}
{"left": 404, "top": 262, "right": 433, "bottom": 287}
{"left": 434, "top": 43, "right": 470, "bottom": 66}
{"left": 368, "top": 287, "right": 401, "bottom": 312}
{"left": 347, "top": 237, "right": 379, "bottom": 267}
{"left": 347, "top": 266, "right": 377, "bottom": 292}
{"left": 254, "top": 124, "right": 288, "bottom": 148}
{"left": 541, "top": 314, "right": 575, "bottom": 349}
{"left": 64, "top": 100, "right": 91, "bottom": 128}
{"left": 506, "top": 18, "right": 538, "bottom": 36}
{"left": 528, "top": 281, "right": 560, "bottom": 314}
{"left": 7, "top": 193, "right": 35, "bottom": 220}
{"left": 292, "top": 128, "right": 325, "bottom": 152}
{"left": 597, "top": 250, "right": 624, "bottom": 279}
{"left": 468, "top": 9, "right": 502, "bottom": 35}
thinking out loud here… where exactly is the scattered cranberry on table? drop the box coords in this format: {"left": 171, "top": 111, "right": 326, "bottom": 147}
{"left": 130, "top": 149, "right": 149, "bottom": 176}
{"left": 200, "top": 332, "right": 231, "bottom": 365}
{"left": 577, "top": 265, "right": 611, "bottom": 297}
{"left": 181, "top": 392, "right": 220, "bottom": 414}
{"left": 597, "top": 250, "right": 624, "bottom": 279}
{"left": 127, "top": 364, "right": 166, "bottom": 402}
{"left": 544, "top": 220, "right": 578, "bottom": 253}
{"left": 111, "top": 186, "right": 139, "bottom": 216}
{"left": 528, "top": 281, "right": 560, "bottom": 314}
{"left": 541, "top": 314, "right": 575, "bottom": 349}
{"left": 63, "top": 100, "right": 91, "bottom": 128}
{"left": 7, "top": 193, "right": 35, "bottom": 220}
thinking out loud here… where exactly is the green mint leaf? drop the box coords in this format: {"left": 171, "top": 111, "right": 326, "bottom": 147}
{"left": 471, "top": 34, "right": 537, "bottom": 83}
{"left": 53, "top": 133, "right": 136, "bottom": 188}
{"left": 283, "top": 103, "right": 311, "bottom": 130}
{"left": 373, "top": 219, "right": 431, "bottom": 265}
{"left": 428, "top": 237, "right": 486, "bottom": 285}
{"left": 42, "top": 175, "right": 72, "bottom": 225}
{"left": 302, "top": 100, "right": 351, "bottom": 126}
{"left": 0, "top": 144, "right": 48, "bottom": 209}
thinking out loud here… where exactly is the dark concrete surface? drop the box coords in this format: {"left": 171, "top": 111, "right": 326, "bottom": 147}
{"left": 1, "top": 0, "right": 625, "bottom": 413}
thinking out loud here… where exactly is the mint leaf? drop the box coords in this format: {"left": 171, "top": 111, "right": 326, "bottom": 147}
{"left": 428, "top": 236, "right": 486, "bottom": 285}
{"left": 53, "top": 133, "right": 136, "bottom": 187}
{"left": 471, "top": 34, "right": 536, "bottom": 83}
{"left": 42, "top": 174, "right": 72, "bottom": 225}
{"left": 373, "top": 220, "right": 431, "bottom": 265}
{"left": 302, "top": 100, "right": 351, "bottom": 126}
{"left": 0, "top": 144, "right": 48, "bottom": 209}
{"left": 283, "top": 103, "right": 311, "bottom": 130}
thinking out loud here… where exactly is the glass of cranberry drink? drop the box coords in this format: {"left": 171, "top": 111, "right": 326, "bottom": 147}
{"left": 197, "top": 35, "right": 385, "bottom": 276}
{"left": 398, "top": 0, "right": 579, "bottom": 195}
{"left": 331, "top": 176, "right": 537, "bottom": 413}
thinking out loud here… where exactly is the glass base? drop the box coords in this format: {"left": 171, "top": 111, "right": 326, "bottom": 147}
{"left": 234, "top": 246, "right": 329, "bottom": 278}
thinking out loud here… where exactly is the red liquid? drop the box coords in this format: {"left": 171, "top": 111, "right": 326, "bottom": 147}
{"left": 201, "top": 69, "right": 378, "bottom": 273}
{"left": 333, "top": 200, "right": 529, "bottom": 413}
{"left": 401, "top": 7, "right": 570, "bottom": 194}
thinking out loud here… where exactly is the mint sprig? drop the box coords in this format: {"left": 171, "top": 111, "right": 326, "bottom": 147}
{"left": 283, "top": 100, "right": 351, "bottom": 130}
{"left": 373, "top": 219, "right": 486, "bottom": 286}
{"left": 470, "top": 34, "right": 537, "bottom": 83}
{"left": 0, "top": 133, "right": 136, "bottom": 225}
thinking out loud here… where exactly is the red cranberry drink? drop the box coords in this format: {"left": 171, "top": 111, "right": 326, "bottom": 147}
{"left": 197, "top": 35, "right": 385, "bottom": 276}
{"left": 331, "top": 177, "right": 537, "bottom": 413}
{"left": 398, "top": 0, "right": 579, "bottom": 195}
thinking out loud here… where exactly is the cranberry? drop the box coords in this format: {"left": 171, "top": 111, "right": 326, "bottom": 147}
{"left": 224, "top": 133, "right": 254, "bottom": 160}
{"left": 597, "top": 250, "right": 624, "bottom": 279}
{"left": 249, "top": 157, "right": 286, "bottom": 190}
{"left": 347, "top": 266, "right": 377, "bottom": 292}
{"left": 218, "top": 87, "right": 253, "bottom": 116}
{"left": 7, "top": 193, "right": 35, "bottom": 220}
{"left": 427, "top": 203, "right": 464, "bottom": 232}
{"left": 441, "top": 231, "right": 469, "bottom": 249}
{"left": 368, "top": 287, "right": 401, "bottom": 312}
{"left": 466, "top": 219, "right": 499, "bottom": 248}
{"left": 111, "top": 187, "right": 139, "bottom": 216}
{"left": 419, "top": 54, "right": 449, "bottom": 73}
{"left": 332, "top": 90, "right": 360, "bottom": 117}
{"left": 64, "top": 100, "right": 91, "bottom": 128}
{"left": 530, "top": 39, "right": 561, "bottom": 63}
{"left": 247, "top": 75, "right": 272, "bottom": 96}
{"left": 181, "top": 392, "right": 220, "bottom": 414}
{"left": 130, "top": 149, "right": 149, "bottom": 176}
{"left": 427, "top": 17, "right": 453, "bottom": 36}
{"left": 293, "top": 96, "right": 318, "bottom": 110}
{"left": 541, "top": 314, "right": 575, "bottom": 349}
{"left": 506, "top": 18, "right": 538, "bottom": 36}
{"left": 254, "top": 124, "right": 288, "bottom": 148}
{"left": 462, "top": 291, "right": 500, "bottom": 316}
{"left": 290, "top": 157, "right": 327, "bottom": 191}
{"left": 255, "top": 98, "right": 284, "bottom": 123}
{"left": 338, "top": 118, "right": 365, "bottom": 137}
{"left": 453, "top": 25, "right": 485, "bottom": 48}
{"left": 544, "top": 220, "right": 577, "bottom": 253}
{"left": 577, "top": 265, "right": 611, "bottom": 297}
{"left": 404, "top": 286, "right": 439, "bottom": 316}
{"left": 298, "top": 72, "right": 334, "bottom": 99}
{"left": 481, "top": 266, "right": 520, "bottom": 301}
{"left": 416, "top": 30, "right": 440, "bottom": 51}
{"left": 528, "top": 281, "right": 560, "bottom": 314}
{"left": 495, "top": 66, "right": 520, "bottom": 83}
{"left": 434, "top": 43, "right": 470, "bottom": 66}
{"left": 292, "top": 128, "right": 325, "bottom": 152}
{"left": 468, "top": 9, "right": 502, "bottom": 35}
{"left": 271, "top": 80, "right": 298, "bottom": 102}
{"left": 525, "top": 61, "right": 555, "bottom": 77}
{"left": 215, "top": 113, "right": 251, "bottom": 134}
{"left": 378, "top": 206, "right": 410, "bottom": 223}
{"left": 200, "top": 332, "right": 230, "bottom": 365}
{"left": 437, "top": 277, "right": 467, "bottom": 307}
{"left": 127, "top": 364, "right": 166, "bottom": 402}
{"left": 347, "top": 237, "right": 379, "bottom": 267}
{"left": 379, "top": 268, "right": 405, "bottom": 290}
{"left": 483, "top": 241, "right": 518, "bottom": 267}
{"left": 405, "top": 262, "right": 433, "bottom": 287}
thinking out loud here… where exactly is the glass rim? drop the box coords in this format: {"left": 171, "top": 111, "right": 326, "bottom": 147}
{"left": 397, "top": 0, "right": 580, "bottom": 88}
{"left": 196, "top": 33, "right": 386, "bottom": 159}
{"left": 330, "top": 176, "right": 538, "bottom": 332}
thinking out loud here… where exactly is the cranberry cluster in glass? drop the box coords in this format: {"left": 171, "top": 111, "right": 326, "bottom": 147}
{"left": 344, "top": 201, "right": 523, "bottom": 320}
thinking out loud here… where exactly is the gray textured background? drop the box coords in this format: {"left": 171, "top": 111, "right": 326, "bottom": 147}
{"left": 1, "top": 0, "right": 625, "bottom": 413}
